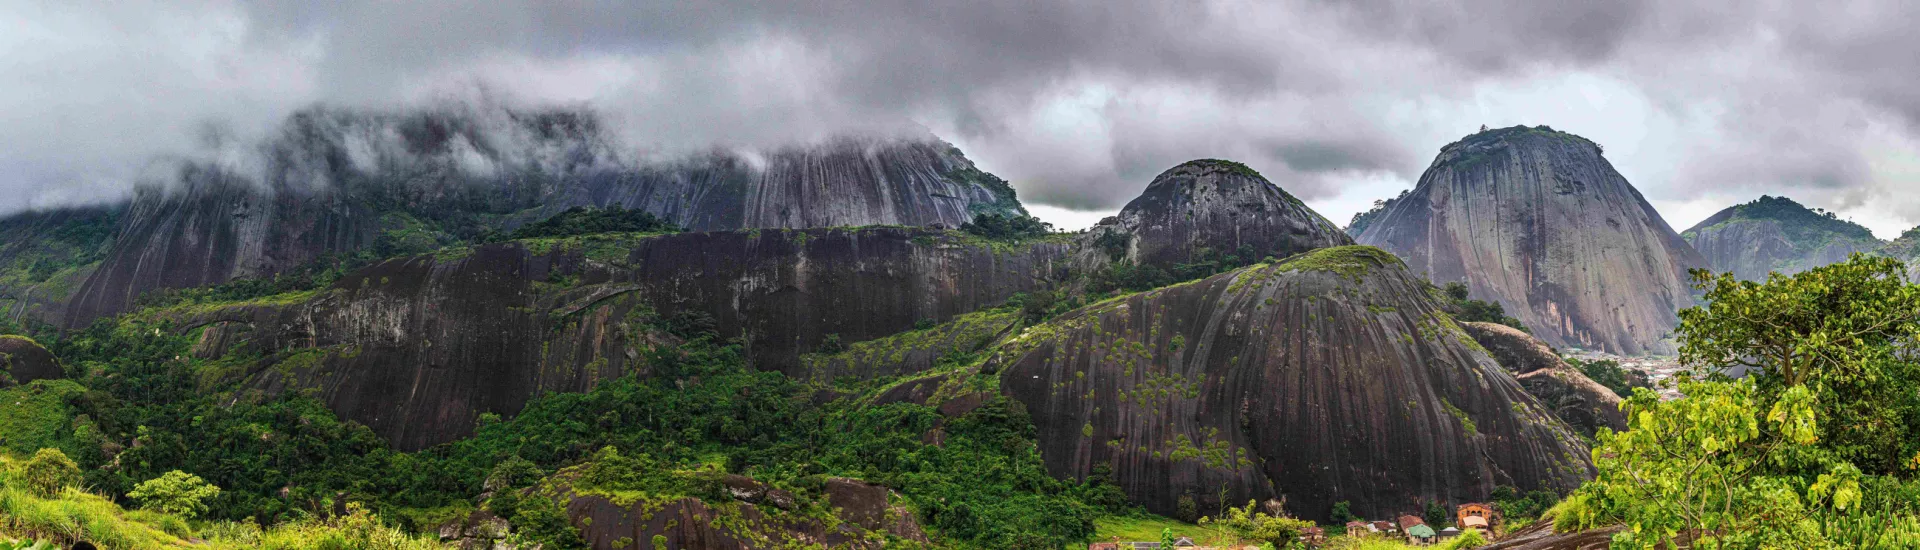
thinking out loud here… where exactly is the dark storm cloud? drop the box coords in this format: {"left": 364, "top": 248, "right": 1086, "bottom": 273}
{"left": 1331, "top": 0, "right": 1653, "bottom": 72}
{"left": 8, "top": 0, "right": 1920, "bottom": 232}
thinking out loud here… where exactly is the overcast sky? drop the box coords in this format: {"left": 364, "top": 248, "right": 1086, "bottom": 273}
{"left": 6, "top": 1, "right": 1920, "bottom": 235}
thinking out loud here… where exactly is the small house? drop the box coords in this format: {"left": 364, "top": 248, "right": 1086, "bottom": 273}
{"left": 1172, "top": 537, "right": 1197, "bottom": 547}
{"left": 1370, "top": 520, "right": 1399, "bottom": 534}
{"left": 1090, "top": 542, "right": 1122, "bottom": 550}
{"left": 1396, "top": 515, "right": 1426, "bottom": 529}
{"left": 1457, "top": 502, "right": 1496, "bottom": 531}
{"left": 1300, "top": 526, "right": 1326, "bottom": 545}
{"left": 1437, "top": 527, "right": 1460, "bottom": 539}
{"left": 1405, "top": 524, "right": 1438, "bottom": 545}
{"left": 1346, "top": 520, "right": 1375, "bottom": 534}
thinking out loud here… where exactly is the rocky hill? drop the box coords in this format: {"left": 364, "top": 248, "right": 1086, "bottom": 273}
{"left": 161, "top": 226, "right": 1069, "bottom": 450}
{"left": 46, "top": 106, "right": 1023, "bottom": 326}
{"left": 1877, "top": 226, "right": 1920, "bottom": 281}
{"left": 1356, "top": 126, "right": 1708, "bottom": 355}
{"left": 991, "top": 246, "right": 1592, "bottom": 522}
{"left": 1682, "top": 195, "right": 1884, "bottom": 281}
{"left": 1083, "top": 159, "right": 1351, "bottom": 268}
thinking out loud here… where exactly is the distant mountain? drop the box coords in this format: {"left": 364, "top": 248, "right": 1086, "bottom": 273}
{"left": 1682, "top": 195, "right": 1885, "bottom": 281}
{"left": 1356, "top": 125, "right": 1709, "bottom": 355}
{"left": 1882, "top": 226, "right": 1920, "bottom": 281}
{"left": 24, "top": 105, "right": 1025, "bottom": 326}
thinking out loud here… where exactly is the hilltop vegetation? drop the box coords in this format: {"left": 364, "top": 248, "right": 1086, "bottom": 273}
{"left": 1683, "top": 195, "right": 1887, "bottom": 280}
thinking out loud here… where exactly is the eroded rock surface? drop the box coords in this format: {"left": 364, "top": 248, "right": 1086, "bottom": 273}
{"left": 60, "top": 106, "right": 1024, "bottom": 326}
{"left": 996, "top": 246, "right": 1593, "bottom": 522}
{"left": 176, "top": 227, "right": 1068, "bottom": 449}
{"left": 1084, "top": 159, "right": 1351, "bottom": 269}
{"left": 1356, "top": 126, "right": 1707, "bottom": 355}
{"left": 1461, "top": 322, "right": 1626, "bottom": 435}
{"left": 1683, "top": 196, "right": 1885, "bottom": 281}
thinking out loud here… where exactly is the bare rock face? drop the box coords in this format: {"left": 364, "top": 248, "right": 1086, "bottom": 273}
{"left": 1356, "top": 126, "right": 1708, "bottom": 355}
{"left": 58, "top": 106, "right": 1024, "bottom": 326}
{"left": 174, "top": 227, "right": 1068, "bottom": 450}
{"left": 1084, "top": 159, "right": 1352, "bottom": 268}
{"left": 997, "top": 246, "right": 1592, "bottom": 522}
{"left": 0, "top": 335, "right": 62, "bottom": 384}
{"left": 1460, "top": 322, "right": 1626, "bottom": 436}
{"left": 1682, "top": 196, "right": 1883, "bottom": 281}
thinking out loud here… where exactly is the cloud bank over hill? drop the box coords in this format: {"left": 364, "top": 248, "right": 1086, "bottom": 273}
{"left": 8, "top": 1, "right": 1920, "bottom": 235}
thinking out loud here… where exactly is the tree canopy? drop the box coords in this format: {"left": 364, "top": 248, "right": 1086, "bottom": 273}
{"left": 1563, "top": 254, "right": 1920, "bottom": 548}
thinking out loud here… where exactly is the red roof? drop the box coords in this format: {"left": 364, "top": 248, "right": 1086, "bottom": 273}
{"left": 1398, "top": 515, "right": 1426, "bottom": 528}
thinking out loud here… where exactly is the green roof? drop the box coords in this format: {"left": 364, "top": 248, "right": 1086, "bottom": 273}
{"left": 1406, "top": 524, "right": 1437, "bottom": 537}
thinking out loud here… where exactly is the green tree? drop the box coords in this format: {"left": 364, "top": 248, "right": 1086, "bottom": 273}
{"left": 1423, "top": 501, "right": 1449, "bottom": 527}
{"left": 1578, "top": 379, "right": 1920, "bottom": 548}
{"left": 128, "top": 470, "right": 222, "bottom": 519}
{"left": 1561, "top": 255, "right": 1920, "bottom": 548}
{"left": 1329, "top": 500, "right": 1355, "bottom": 524}
{"left": 1160, "top": 527, "right": 1176, "bottom": 548}
{"left": 1676, "top": 255, "right": 1920, "bottom": 474}
{"left": 21, "top": 448, "right": 79, "bottom": 497}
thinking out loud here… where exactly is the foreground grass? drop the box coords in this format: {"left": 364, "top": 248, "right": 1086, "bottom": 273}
{"left": 0, "top": 486, "right": 188, "bottom": 548}
{"left": 0, "top": 455, "right": 446, "bottom": 549}
{"left": 1082, "top": 514, "right": 1231, "bottom": 546}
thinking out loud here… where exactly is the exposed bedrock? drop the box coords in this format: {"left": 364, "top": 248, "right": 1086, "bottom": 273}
{"left": 994, "top": 246, "right": 1593, "bottom": 522}
{"left": 1681, "top": 196, "right": 1884, "bottom": 281}
{"left": 1356, "top": 126, "right": 1708, "bottom": 355}
{"left": 178, "top": 227, "right": 1068, "bottom": 450}
{"left": 1460, "top": 322, "right": 1627, "bottom": 436}
{"left": 61, "top": 105, "right": 1023, "bottom": 326}
{"left": 1081, "top": 159, "right": 1352, "bottom": 269}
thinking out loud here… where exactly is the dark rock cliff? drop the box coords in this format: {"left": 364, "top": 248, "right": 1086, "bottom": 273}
{"left": 58, "top": 106, "right": 1024, "bottom": 326}
{"left": 1460, "top": 322, "right": 1626, "bottom": 436}
{"left": 176, "top": 227, "right": 1068, "bottom": 450}
{"left": 1083, "top": 159, "right": 1352, "bottom": 268}
{"left": 1682, "top": 196, "right": 1884, "bottom": 281}
{"left": 1356, "top": 126, "right": 1708, "bottom": 355}
{"left": 994, "top": 246, "right": 1592, "bottom": 522}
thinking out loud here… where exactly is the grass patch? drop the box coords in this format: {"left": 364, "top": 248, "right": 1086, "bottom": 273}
{"left": 1276, "top": 245, "right": 1405, "bottom": 280}
{"left": 0, "top": 380, "right": 84, "bottom": 457}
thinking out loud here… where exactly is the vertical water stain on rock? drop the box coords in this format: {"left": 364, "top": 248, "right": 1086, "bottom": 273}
{"left": 997, "top": 245, "right": 1592, "bottom": 522}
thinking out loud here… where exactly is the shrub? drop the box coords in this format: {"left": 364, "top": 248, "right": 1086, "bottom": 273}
{"left": 127, "top": 470, "right": 221, "bottom": 519}
{"left": 21, "top": 449, "right": 79, "bottom": 498}
{"left": 501, "top": 206, "right": 680, "bottom": 241}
